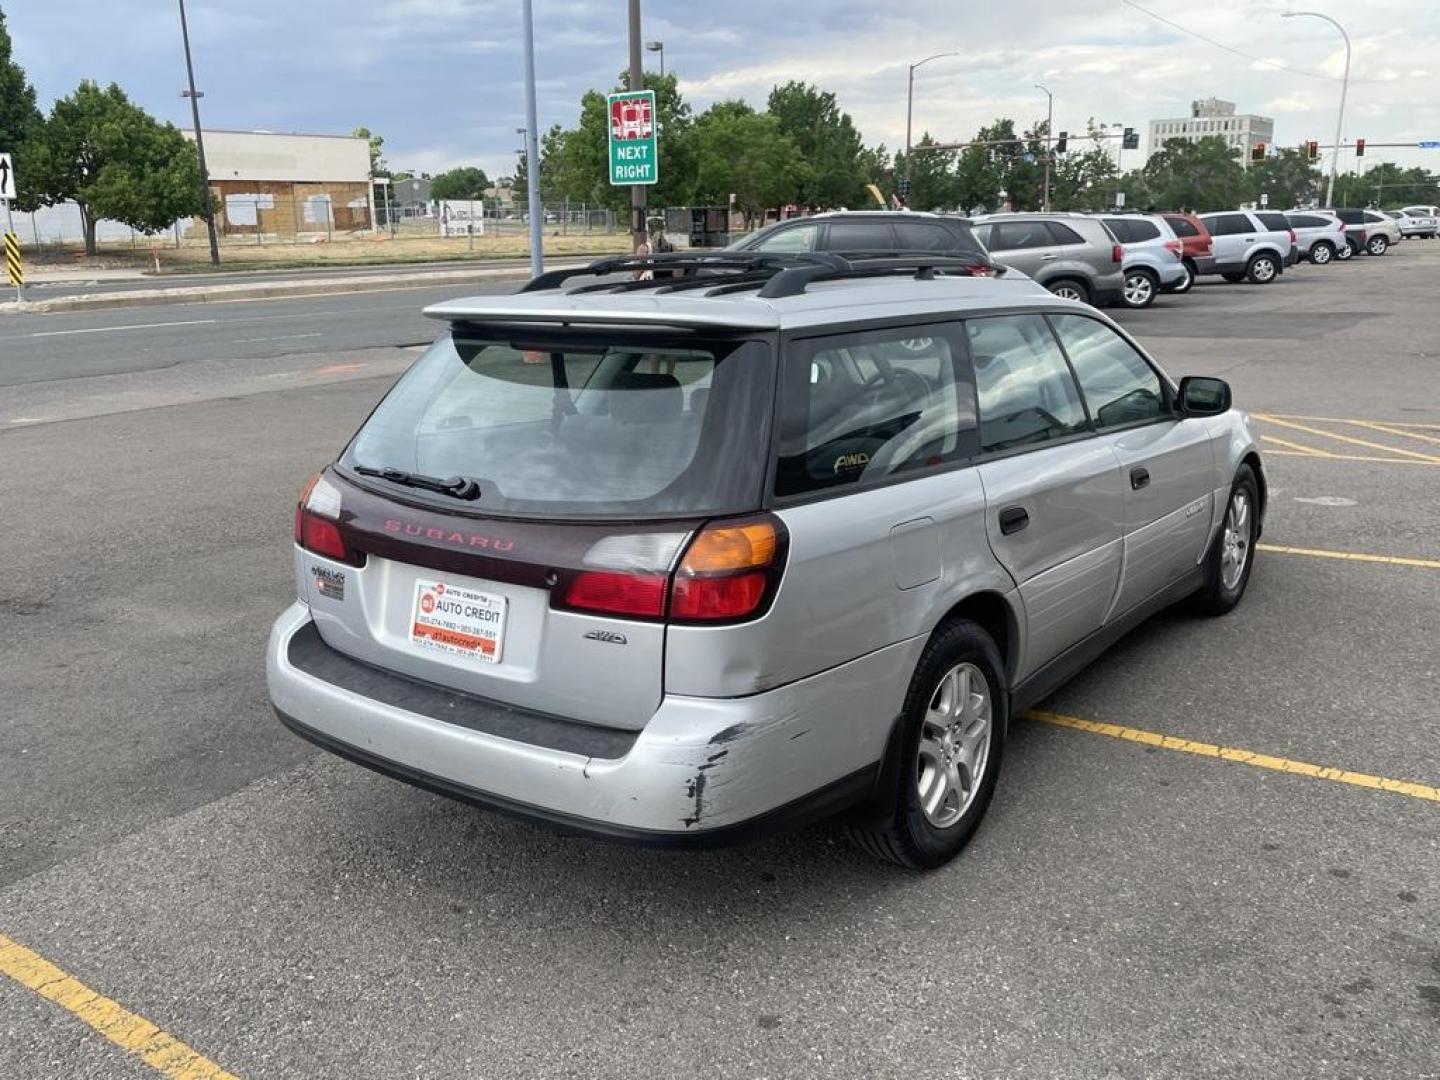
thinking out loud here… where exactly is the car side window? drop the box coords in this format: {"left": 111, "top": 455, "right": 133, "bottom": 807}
{"left": 775, "top": 326, "right": 978, "bottom": 497}
{"left": 966, "top": 315, "right": 1089, "bottom": 453}
{"left": 1289, "top": 215, "right": 1325, "bottom": 228}
{"left": 1363, "top": 212, "right": 1386, "bottom": 224}
{"left": 1166, "top": 216, "right": 1199, "bottom": 238}
{"left": 1128, "top": 220, "right": 1161, "bottom": 241}
{"left": 826, "top": 220, "right": 896, "bottom": 251}
{"left": 894, "top": 221, "right": 956, "bottom": 251}
{"left": 1049, "top": 314, "right": 1167, "bottom": 429}
{"left": 754, "top": 222, "right": 819, "bottom": 253}
{"left": 1046, "top": 222, "right": 1086, "bottom": 245}
{"left": 1257, "top": 213, "right": 1290, "bottom": 231}
{"left": 1206, "top": 213, "right": 1254, "bottom": 236}
{"left": 1102, "top": 219, "right": 1133, "bottom": 243}
{"left": 992, "top": 221, "right": 1055, "bottom": 250}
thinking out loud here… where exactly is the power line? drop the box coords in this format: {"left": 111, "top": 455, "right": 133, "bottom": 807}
{"left": 1120, "top": 0, "right": 1385, "bottom": 84}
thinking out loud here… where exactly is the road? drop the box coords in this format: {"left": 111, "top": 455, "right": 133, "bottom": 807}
{"left": 1, "top": 246, "right": 1437, "bottom": 1079}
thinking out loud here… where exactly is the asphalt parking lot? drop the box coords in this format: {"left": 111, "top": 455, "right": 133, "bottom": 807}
{"left": 1, "top": 244, "right": 1437, "bottom": 1079}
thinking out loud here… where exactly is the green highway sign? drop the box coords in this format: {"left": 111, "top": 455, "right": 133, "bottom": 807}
{"left": 607, "top": 90, "right": 658, "bottom": 186}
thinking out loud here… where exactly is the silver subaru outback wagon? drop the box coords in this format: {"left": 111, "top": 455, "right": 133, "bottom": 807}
{"left": 267, "top": 251, "right": 1265, "bottom": 869}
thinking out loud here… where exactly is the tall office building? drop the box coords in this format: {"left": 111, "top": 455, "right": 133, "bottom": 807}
{"left": 1147, "top": 98, "right": 1275, "bottom": 165}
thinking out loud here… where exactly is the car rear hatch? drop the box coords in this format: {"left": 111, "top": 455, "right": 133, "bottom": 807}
{"left": 295, "top": 320, "right": 778, "bottom": 731}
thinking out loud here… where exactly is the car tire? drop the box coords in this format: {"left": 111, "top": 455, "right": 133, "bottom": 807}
{"left": 1366, "top": 235, "right": 1389, "bottom": 256}
{"left": 1221, "top": 272, "right": 1246, "bottom": 283}
{"left": 1309, "top": 241, "right": 1334, "bottom": 265}
{"left": 1170, "top": 259, "right": 1196, "bottom": 293}
{"left": 1045, "top": 278, "right": 1090, "bottom": 304}
{"left": 843, "top": 620, "right": 1006, "bottom": 870}
{"left": 1194, "top": 465, "right": 1259, "bottom": 616}
{"left": 1246, "top": 253, "right": 1280, "bottom": 284}
{"left": 1336, "top": 240, "right": 1354, "bottom": 260}
{"left": 1121, "top": 268, "right": 1158, "bottom": 308}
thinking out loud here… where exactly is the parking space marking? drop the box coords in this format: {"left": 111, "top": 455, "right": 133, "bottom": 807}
{"left": 1026, "top": 711, "right": 1440, "bottom": 804}
{"left": 0, "top": 932, "right": 237, "bottom": 1080}
{"left": 1260, "top": 435, "right": 1334, "bottom": 457}
{"left": 1261, "top": 447, "right": 1440, "bottom": 467}
{"left": 1253, "top": 414, "right": 1440, "bottom": 464}
{"left": 1266, "top": 412, "right": 1440, "bottom": 432}
{"left": 1257, "top": 542, "right": 1440, "bottom": 571}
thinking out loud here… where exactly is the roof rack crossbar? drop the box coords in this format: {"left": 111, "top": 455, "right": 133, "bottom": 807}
{"left": 519, "top": 252, "right": 801, "bottom": 293}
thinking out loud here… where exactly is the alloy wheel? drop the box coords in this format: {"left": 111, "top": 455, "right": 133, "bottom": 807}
{"left": 1123, "top": 273, "right": 1154, "bottom": 307}
{"left": 1220, "top": 489, "right": 1252, "bottom": 591}
{"left": 916, "top": 663, "right": 993, "bottom": 829}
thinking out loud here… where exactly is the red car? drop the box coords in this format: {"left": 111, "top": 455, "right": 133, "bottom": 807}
{"left": 1157, "top": 212, "right": 1214, "bottom": 294}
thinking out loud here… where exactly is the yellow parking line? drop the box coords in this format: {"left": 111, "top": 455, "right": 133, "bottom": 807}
{"left": 1348, "top": 419, "right": 1440, "bottom": 446}
{"left": 0, "top": 933, "right": 236, "bottom": 1080}
{"left": 1253, "top": 414, "right": 1440, "bottom": 463}
{"left": 1261, "top": 448, "right": 1440, "bottom": 466}
{"left": 1026, "top": 710, "right": 1440, "bottom": 803}
{"left": 1260, "top": 434, "right": 1334, "bottom": 457}
{"left": 1257, "top": 542, "right": 1440, "bottom": 570}
{"left": 1266, "top": 412, "right": 1440, "bottom": 431}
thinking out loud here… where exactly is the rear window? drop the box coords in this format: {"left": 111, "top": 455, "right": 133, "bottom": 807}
{"left": 344, "top": 331, "right": 773, "bottom": 519}
{"left": 1165, "top": 215, "right": 1200, "bottom": 238}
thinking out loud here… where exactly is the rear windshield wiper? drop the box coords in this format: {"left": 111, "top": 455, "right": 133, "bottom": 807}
{"left": 353, "top": 465, "right": 481, "bottom": 501}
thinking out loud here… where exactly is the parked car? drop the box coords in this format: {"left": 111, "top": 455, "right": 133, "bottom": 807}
{"left": 1384, "top": 209, "right": 1438, "bottom": 239}
{"left": 1252, "top": 212, "right": 1301, "bottom": 267}
{"left": 1285, "top": 211, "right": 1350, "bottom": 265}
{"left": 267, "top": 250, "right": 1265, "bottom": 869}
{"left": 1157, "top": 211, "right": 1214, "bottom": 293}
{"left": 1327, "top": 208, "right": 1400, "bottom": 256}
{"left": 969, "top": 213, "right": 1125, "bottom": 306}
{"left": 1401, "top": 204, "right": 1440, "bottom": 220}
{"left": 1195, "top": 211, "right": 1292, "bottom": 284}
{"left": 1100, "top": 214, "right": 1190, "bottom": 308}
{"left": 729, "top": 211, "right": 988, "bottom": 261}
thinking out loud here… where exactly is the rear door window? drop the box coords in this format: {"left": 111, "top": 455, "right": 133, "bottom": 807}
{"left": 1256, "top": 212, "right": 1290, "bottom": 232}
{"left": 966, "top": 315, "right": 1089, "bottom": 453}
{"left": 345, "top": 331, "right": 774, "bottom": 518}
{"left": 1102, "top": 218, "right": 1135, "bottom": 243}
{"left": 1288, "top": 214, "right": 1328, "bottom": 228}
{"left": 990, "top": 220, "right": 1056, "bottom": 250}
{"left": 1363, "top": 212, "right": 1387, "bottom": 225}
{"left": 1050, "top": 314, "right": 1167, "bottom": 429}
{"left": 1165, "top": 215, "right": 1200, "bottom": 237}
{"left": 775, "top": 326, "right": 977, "bottom": 497}
{"left": 825, "top": 219, "right": 898, "bottom": 251}
{"left": 1334, "top": 209, "right": 1364, "bottom": 224}
{"left": 1046, "top": 222, "right": 1087, "bottom": 245}
{"left": 1205, "top": 213, "right": 1255, "bottom": 236}
{"left": 894, "top": 220, "right": 967, "bottom": 252}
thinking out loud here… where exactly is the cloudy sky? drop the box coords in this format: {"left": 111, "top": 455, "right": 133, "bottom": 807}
{"left": 7, "top": 0, "right": 1439, "bottom": 178}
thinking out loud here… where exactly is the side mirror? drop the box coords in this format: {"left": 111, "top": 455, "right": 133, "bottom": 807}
{"left": 1177, "top": 376, "right": 1231, "bottom": 417}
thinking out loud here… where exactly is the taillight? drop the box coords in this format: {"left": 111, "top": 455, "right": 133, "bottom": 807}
{"left": 558, "top": 516, "right": 786, "bottom": 623}
{"left": 963, "top": 263, "right": 995, "bottom": 277}
{"left": 1163, "top": 239, "right": 1183, "bottom": 259}
{"left": 295, "top": 471, "right": 364, "bottom": 566}
{"left": 1288, "top": 228, "right": 1297, "bottom": 245}
{"left": 1111, "top": 244, "right": 1123, "bottom": 264}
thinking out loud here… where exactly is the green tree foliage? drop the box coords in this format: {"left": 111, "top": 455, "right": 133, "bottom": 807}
{"left": 767, "top": 81, "right": 869, "bottom": 207}
{"left": 1246, "top": 148, "right": 1322, "bottom": 209}
{"left": 1334, "top": 162, "right": 1439, "bottom": 209}
{"left": 894, "top": 133, "right": 958, "bottom": 211}
{"left": 26, "top": 81, "right": 203, "bottom": 254}
{"left": 352, "top": 126, "right": 387, "bottom": 177}
{"left": 1129, "top": 136, "right": 1247, "bottom": 211}
{"left": 0, "top": 6, "right": 43, "bottom": 209}
{"left": 690, "top": 101, "right": 802, "bottom": 226}
{"left": 430, "top": 165, "right": 490, "bottom": 201}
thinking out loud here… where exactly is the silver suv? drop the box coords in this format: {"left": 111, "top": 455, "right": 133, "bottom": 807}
{"left": 1196, "top": 211, "right": 1292, "bottom": 284}
{"left": 267, "top": 252, "right": 1266, "bottom": 869}
{"left": 970, "top": 213, "right": 1126, "bottom": 307}
{"left": 1100, "top": 214, "right": 1189, "bottom": 308}
{"left": 1285, "top": 211, "right": 1349, "bottom": 264}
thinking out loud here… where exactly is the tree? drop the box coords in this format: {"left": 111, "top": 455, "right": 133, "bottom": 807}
{"left": 1335, "top": 162, "right": 1439, "bottom": 209}
{"left": 767, "top": 81, "right": 869, "bottom": 208}
{"left": 690, "top": 101, "right": 802, "bottom": 226}
{"left": 0, "top": 6, "right": 43, "bottom": 209}
{"left": 893, "top": 133, "right": 958, "bottom": 211}
{"left": 1246, "top": 148, "right": 1322, "bottom": 209}
{"left": 26, "top": 81, "right": 204, "bottom": 254}
{"left": 1132, "top": 136, "right": 1246, "bottom": 211}
{"left": 352, "top": 126, "right": 387, "bottom": 177}
{"left": 430, "top": 165, "right": 491, "bottom": 201}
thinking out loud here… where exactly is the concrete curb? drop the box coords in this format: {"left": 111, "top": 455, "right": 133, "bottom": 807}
{"left": 0, "top": 262, "right": 588, "bottom": 316}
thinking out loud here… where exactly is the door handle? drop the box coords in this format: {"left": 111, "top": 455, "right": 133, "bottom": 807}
{"left": 1130, "top": 466, "right": 1150, "bottom": 490}
{"left": 1039, "top": 253, "right": 1058, "bottom": 261}
{"left": 998, "top": 506, "right": 1030, "bottom": 535}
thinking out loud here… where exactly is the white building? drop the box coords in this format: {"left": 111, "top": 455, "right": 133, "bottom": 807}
{"left": 1147, "top": 98, "right": 1274, "bottom": 166}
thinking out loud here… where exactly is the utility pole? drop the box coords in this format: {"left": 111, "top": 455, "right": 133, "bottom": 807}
{"left": 1284, "top": 10, "right": 1350, "bottom": 207}
{"left": 522, "top": 0, "right": 544, "bottom": 276}
{"left": 177, "top": 0, "right": 220, "bottom": 266}
{"left": 628, "top": 0, "right": 647, "bottom": 251}
{"left": 904, "top": 52, "right": 959, "bottom": 207}
{"left": 1035, "top": 84, "right": 1054, "bottom": 212}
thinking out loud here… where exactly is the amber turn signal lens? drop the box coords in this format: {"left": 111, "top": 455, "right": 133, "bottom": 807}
{"left": 678, "top": 522, "right": 777, "bottom": 574}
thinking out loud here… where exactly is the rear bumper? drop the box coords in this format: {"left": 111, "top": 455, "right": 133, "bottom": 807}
{"left": 267, "top": 603, "right": 910, "bottom": 843}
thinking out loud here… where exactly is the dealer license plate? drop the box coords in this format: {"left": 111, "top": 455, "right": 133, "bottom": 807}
{"left": 409, "top": 579, "right": 507, "bottom": 665}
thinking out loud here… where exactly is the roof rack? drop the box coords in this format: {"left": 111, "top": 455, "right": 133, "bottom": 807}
{"left": 519, "top": 250, "right": 1002, "bottom": 300}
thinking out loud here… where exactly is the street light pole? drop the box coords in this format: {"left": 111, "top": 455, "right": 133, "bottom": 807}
{"left": 646, "top": 40, "right": 665, "bottom": 78}
{"left": 521, "top": 0, "right": 544, "bottom": 277}
{"left": 1284, "top": 10, "right": 1350, "bottom": 208}
{"left": 1035, "top": 83, "right": 1053, "bottom": 212}
{"left": 627, "top": 0, "right": 647, "bottom": 251}
{"left": 177, "top": 0, "right": 220, "bottom": 266}
{"left": 903, "top": 51, "right": 959, "bottom": 207}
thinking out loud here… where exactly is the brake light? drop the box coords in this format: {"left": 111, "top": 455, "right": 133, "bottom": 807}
{"left": 1163, "top": 239, "right": 1183, "bottom": 259}
{"left": 565, "top": 571, "right": 668, "bottom": 618}
{"left": 1111, "top": 244, "right": 1123, "bottom": 264}
{"left": 963, "top": 264, "right": 995, "bottom": 277}
{"left": 295, "top": 471, "right": 363, "bottom": 566}
{"left": 1288, "top": 228, "right": 1297, "bottom": 246}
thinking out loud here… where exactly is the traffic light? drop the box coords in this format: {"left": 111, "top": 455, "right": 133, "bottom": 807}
{"left": 1055, "top": 130, "right": 1068, "bottom": 154}
{"left": 1251, "top": 142, "right": 1266, "bottom": 162}
{"left": 1306, "top": 140, "right": 1319, "bottom": 161}
{"left": 1355, "top": 138, "right": 1366, "bottom": 157}
{"left": 1122, "top": 127, "right": 1139, "bottom": 150}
